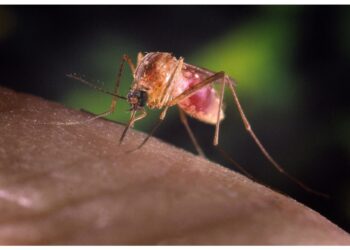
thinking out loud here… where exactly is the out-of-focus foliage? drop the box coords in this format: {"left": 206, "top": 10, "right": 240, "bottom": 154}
{"left": 190, "top": 17, "right": 298, "bottom": 112}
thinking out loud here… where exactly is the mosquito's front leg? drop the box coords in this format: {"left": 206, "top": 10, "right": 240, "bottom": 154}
{"left": 136, "top": 107, "right": 169, "bottom": 150}
{"left": 137, "top": 52, "right": 144, "bottom": 66}
{"left": 46, "top": 54, "right": 135, "bottom": 126}
{"left": 119, "top": 108, "right": 148, "bottom": 144}
{"left": 130, "top": 108, "right": 147, "bottom": 128}
{"left": 119, "top": 109, "right": 137, "bottom": 145}
{"left": 122, "top": 54, "right": 136, "bottom": 75}
{"left": 108, "top": 54, "right": 134, "bottom": 112}
{"left": 126, "top": 58, "right": 184, "bottom": 150}
{"left": 123, "top": 107, "right": 169, "bottom": 154}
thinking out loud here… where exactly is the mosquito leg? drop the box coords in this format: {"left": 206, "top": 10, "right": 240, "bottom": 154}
{"left": 79, "top": 108, "right": 125, "bottom": 125}
{"left": 45, "top": 109, "right": 116, "bottom": 126}
{"left": 213, "top": 76, "right": 226, "bottom": 146}
{"left": 109, "top": 54, "right": 133, "bottom": 110}
{"left": 178, "top": 108, "right": 206, "bottom": 157}
{"left": 137, "top": 52, "right": 144, "bottom": 66}
{"left": 102, "top": 53, "right": 133, "bottom": 113}
{"left": 168, "top": 71, "right": 226, "bottom": 146}
{"left": 48, "top": 55, "right": 135, "bottom": 126}
{"left": 227, "top": 81, "right": 328, "bottom": 197}
{"left": 130, "top": 108, "right": 147, "bottom": 128}
{"left": 160, "top": 58, "right": 184, "bottom": 107}
{"left": 215, "top": 145, "right": 254, "bottom": 179}
{"left": 122, "top": 54, "right": 136, "bottom": 75}
{"left": 169, "top": 69, "right": 327, "bottom": 197}
{"left": 119, "top": 108, "right": 148, "bottom": 144}
{"left": 42, "top": 97, "right": 119, "bottom": 126}
{"left": 126, "top": 57, "right": 183, "bottom": 151}
{"left": 168, "top": 72, "right": 225, "bottom": 106}
{"left": 119, "top": 109, "right": 137, "bottom": 145}
{"left": 173, "top": 73, "right": 252, "bottom": 177}
{"left": 135, "top": 107, "right": 169, "bottom": 150}
{"left": 128, "top": 57, "right": 184, "bottom": 151}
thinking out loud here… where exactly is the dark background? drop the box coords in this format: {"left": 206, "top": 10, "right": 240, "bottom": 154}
{"left": 1, "top": 6, "right": 349, "bottom": 232}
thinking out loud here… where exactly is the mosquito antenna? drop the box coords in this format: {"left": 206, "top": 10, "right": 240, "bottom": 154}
{"left": 66, "top": 73, "right": 127, "bottom": 100}
{"left": 227, "top": 81, "right": 329, "bottom": 198}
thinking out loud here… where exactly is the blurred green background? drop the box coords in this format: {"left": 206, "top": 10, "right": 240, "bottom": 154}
{"left": 0, "top": 6, "right": 349, "bottom": 232}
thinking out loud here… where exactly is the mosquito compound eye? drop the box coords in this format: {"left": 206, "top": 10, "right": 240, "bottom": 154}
{"left": 126, "top": 91, "right": 134, "bottom": 102}
{"left": 138, "top": 91, "right": 148, "bottom": 107}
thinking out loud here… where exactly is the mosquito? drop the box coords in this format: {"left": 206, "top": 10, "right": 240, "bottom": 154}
{"left": 66, "top": 52, "right": 327, "bottom": 197}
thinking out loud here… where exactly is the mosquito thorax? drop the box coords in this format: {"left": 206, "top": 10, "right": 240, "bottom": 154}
{"left": 134, "top": 52, "right": 175, "bottom": 81}
{"left": 127, "top": 89, "right": 148, "bottom": 110}
{"left": 133, "top": 52, "right": 178, "bottom": 109}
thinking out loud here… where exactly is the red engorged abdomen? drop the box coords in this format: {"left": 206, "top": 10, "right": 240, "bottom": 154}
{"left": 176, "top": 71, "right": 224, "bottom": 125}
{"left": 185, "top": 84, "right": 214, "bottom": 112}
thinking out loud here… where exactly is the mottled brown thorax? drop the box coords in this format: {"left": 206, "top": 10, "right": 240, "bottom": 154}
{"left": 134, "top": 52, "right": 179, "bottom": 109}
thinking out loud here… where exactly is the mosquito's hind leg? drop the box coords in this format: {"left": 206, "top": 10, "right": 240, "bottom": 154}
{"left": 178, "top": 103, "right": 254, "bottom": 178}
{"left": 227, "top": 80, "right": 328, "bottom": 197}
{"left": 168, "top": 70, "right": 327, "bottom": 196}
{"left": 178, "top": 108, "right": 206, "bottom": 157}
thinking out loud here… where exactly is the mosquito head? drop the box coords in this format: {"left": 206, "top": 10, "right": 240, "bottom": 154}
{"left": 127, "top": 89, "right": 148, "bottom": 110}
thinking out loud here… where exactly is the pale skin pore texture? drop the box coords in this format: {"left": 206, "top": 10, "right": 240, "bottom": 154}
{"left": 0, "top": 86, "right": 349, "bottom": 245}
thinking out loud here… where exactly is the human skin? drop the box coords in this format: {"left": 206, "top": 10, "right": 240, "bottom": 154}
{"left": 0, "top": 86, "right": 349, "bottom": 245}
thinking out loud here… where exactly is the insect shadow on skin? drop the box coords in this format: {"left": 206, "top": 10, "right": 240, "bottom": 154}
{"left": 60, "top": 51, "right": 327, "bottom": 198}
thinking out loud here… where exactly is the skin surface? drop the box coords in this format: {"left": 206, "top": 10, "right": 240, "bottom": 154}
{"left": 0, "top": 86, "right": 349, "bottom": 245}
